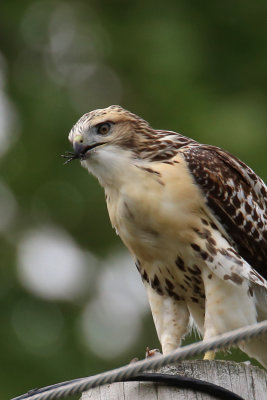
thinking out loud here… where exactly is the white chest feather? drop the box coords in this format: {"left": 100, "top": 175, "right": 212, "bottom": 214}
{"left": 103, "top": 156, "right": 204, "bottom": 265}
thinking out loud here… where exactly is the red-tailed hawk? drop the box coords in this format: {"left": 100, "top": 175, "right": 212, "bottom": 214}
{"left": 64, "top": 105, "right": 267, "bottom": 367}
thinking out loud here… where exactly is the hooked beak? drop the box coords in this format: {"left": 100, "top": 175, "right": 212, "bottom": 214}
{"left": 61, "top": 134, "right": 105, "bottom": 165}
{"left": 73, "top": 135, "right": 104, "bottom": 158}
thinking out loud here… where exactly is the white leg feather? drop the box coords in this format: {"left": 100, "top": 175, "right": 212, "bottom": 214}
{"left": 202, "top": 268, "right": 257, "bottom": 339}
{"left": 145, "top": 284, "right": 190, "bottom": 354}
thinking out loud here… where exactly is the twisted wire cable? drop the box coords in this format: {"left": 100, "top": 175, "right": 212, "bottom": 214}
{"left": 12, "top": 320, "right": 267, "bottom": 400}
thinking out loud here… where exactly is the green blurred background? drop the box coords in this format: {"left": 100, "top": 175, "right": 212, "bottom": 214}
{"left": 0, "top": 1, "right": 267, "bottom": 398}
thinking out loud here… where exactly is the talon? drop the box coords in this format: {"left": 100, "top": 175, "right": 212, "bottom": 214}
{"left": 203, "top": 350, "right": 216, "bottom": 360}
{"left": 145, "top": 347, "right": 161, "bottom": 358}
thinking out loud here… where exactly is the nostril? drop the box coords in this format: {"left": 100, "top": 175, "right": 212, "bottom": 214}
{"left": 74, "top": 134, "right": 84, "bottom": 145}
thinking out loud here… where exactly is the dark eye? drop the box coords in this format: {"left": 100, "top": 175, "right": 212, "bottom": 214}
{"left": 97, "top": 122, "right": 111, "bottom": 135}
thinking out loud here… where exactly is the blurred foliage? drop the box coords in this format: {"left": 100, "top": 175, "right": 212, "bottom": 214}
{"left": 0, "top": 1, "right": 267, "bottom": 398}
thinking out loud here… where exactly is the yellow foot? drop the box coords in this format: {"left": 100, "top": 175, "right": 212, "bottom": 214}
{"left": 203, "top": 350, "right": 216, "bottom": 360}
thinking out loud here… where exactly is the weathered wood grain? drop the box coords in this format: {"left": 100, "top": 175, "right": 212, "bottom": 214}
{"left": 82, "top": 361, "right": 267, "bottom": 400}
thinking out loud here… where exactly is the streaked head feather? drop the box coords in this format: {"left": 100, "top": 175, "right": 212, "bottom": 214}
{"left": 69, "top": 105, "right": 194, "bottom": 162}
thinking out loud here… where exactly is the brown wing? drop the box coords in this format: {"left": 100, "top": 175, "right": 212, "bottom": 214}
{"left": 181, "top": 144, "right": 267, "bottom": 279}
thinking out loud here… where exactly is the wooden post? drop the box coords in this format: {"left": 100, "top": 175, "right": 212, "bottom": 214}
{"left": 81, "top": 360, "right": 267, "bottom": 400}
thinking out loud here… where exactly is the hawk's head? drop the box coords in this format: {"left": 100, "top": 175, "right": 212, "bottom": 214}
{"left": 68, "top": 105, "right": 154, "bottom": 155}
{"left": 64, "top": 105, "right": 192, "bottom": 186}
{"left": 65, "top": 105, "right": 158, "bottom": 185}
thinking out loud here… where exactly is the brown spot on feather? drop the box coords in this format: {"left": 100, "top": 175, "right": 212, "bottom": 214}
{"left": 163, "top": 161, "right": 174, "bottom": 165}
{"left": 151, "top": 274, "right": 163, "bottom": 295}
{"left": 248, "top": 286, "right": 254, "bottom": 296}
{"left": 191, "top": 243, "right": 201, "bottom": 252}
{"left": 142, "top": 270, "right": 149, "bottom": 283}
{"left": 224, "top": 273, "right": 243, "bottom": 285}
{"left": 135, "top": 260, "right": 141, "bottom": 271}
{"left": 165, "top": 279, "right": 174, "bottom": 290}
{"left": 191, "top": 297, "right": 199, "bottom": 303}
{"left": 206, "top": 243, "right": 217, "bottom": 255}
{"left": 187, "top": 265, "right": 201, "bottom": 275}
{"left": 176, "top": 256, "right": 186, "bottom": 271}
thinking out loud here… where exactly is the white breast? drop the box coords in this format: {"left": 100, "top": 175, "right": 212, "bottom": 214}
{"left": 104, "top": 155, "right": 205, "bottom": 265}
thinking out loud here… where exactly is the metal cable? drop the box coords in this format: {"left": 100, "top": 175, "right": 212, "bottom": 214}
{"left": 11, "top": 320, "right": 267, "bottom": 400}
